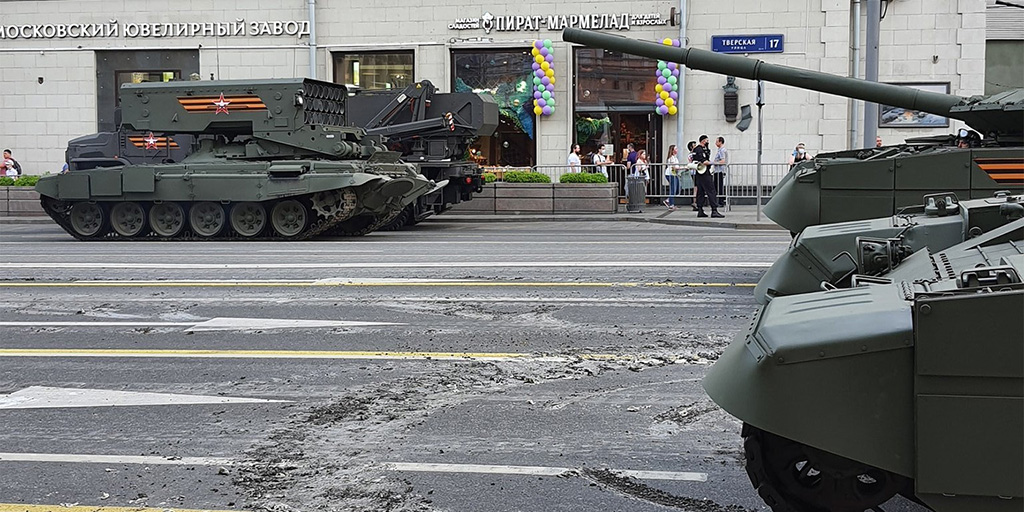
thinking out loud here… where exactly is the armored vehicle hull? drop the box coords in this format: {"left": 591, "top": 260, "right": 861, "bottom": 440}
{"left": 38, "top": 78, "right": 436, "bottom": 240}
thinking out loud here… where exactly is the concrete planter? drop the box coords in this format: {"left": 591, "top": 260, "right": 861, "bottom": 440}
{"left": 0, "top": 186, "right": 43, "bottom": 216}
{"left": 451, "top": 182, "right": 617, "bottom": 214}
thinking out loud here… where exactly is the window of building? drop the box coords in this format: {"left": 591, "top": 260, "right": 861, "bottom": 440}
{"left": 574, "top": 48, "right": 658, "bottom": 108}
{"left": 333, "top": 51, "right": 414, "bottom": 90}
{"left": 452, "top": 49, "right": 536, "bottom": 168}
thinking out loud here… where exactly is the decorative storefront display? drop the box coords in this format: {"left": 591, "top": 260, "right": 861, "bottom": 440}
{"left": 653, "top": 38, "right": 681, "bottom": 116}
{"left": 531, "top": 39, "right": 555, "bottom": 116}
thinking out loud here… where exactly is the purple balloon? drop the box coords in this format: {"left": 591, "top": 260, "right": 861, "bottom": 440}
{"left": 534, "top": 40, "right": 544, "bottom": 49}
{"left": 662, "top": 83, "right": 673, "bottom": 93}
{"left": 537, "top": 98, "right": 546, "bottom": 107}
{"left": 673, "top": 39, "right": 681, "bottom": 47}
{"left": 537, "top": 70, "right": 546, "bottom": 78}
{"left": 534, "top": 91, "right": 542, "bottom": 99}
{"left": 669, "top": 91, "right": 678, "bottom": 100}
{"left": 540, "top": 47, "right": 549, "bottom": 56}
{"left": 657, "top": 76, "right": 667, "bottom": 85}
{"left": 541, "top": 76, "right": 551, "bottom": 86}
{"left": 532, "top": 62, "right": 540, "bottom": 71}
{"left": 542, "top": 105, "right": 553, "bottom": 115}
{"left": 666, "top": 62, "right": 676, "bottom": 70}
{"left": 656, "top": 98, "right": 664, "bottom": 106}
{"left": 658, "top": 105, "right": 669, "bottom": 115}
{"left": 672, "top": 68, "right": 680, "bottom": 76}
{"left": 545, "top": 54, "right": 554, "bottom": 63}
{"left": 546, "top": 83, "right": 554, "bottom": 92}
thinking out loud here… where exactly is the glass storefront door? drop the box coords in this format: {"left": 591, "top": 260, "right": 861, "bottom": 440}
{"left": 574, "top": 111, "right": 661, "bottom": 166}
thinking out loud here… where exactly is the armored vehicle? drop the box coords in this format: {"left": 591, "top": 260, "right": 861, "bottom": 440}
{"left": 347, "top": 80, "right": 498, "bottom": 229}
{"left": 754, "top": 191, "right": 1024, "bottom": 302}
{"left": 703, "top": 219, "right": 1023, "bottom": 512}
{"left": 562, "top": 28, "right": 1024, "bottom": 234}
{"left": 37, "top": 78, "right": 436, "bottom": 240}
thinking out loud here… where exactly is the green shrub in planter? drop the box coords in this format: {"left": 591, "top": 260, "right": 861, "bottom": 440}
{"left": 503, "top": 171, "right": 551, "bottom": 183}
{"left": 482, "top": 172, "right": 497, "bottom": 183}
{"left": 559, "top": 172, "right": 609, "bottom": 184}
{"left": 0, "top": 175, "right": 41, "bottom": 186}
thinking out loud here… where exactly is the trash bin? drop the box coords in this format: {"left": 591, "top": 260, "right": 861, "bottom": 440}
{"left": 626, "top": 175, "right": 646, "bottom": 213}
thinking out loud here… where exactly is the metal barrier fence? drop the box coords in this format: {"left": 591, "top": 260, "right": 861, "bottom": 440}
{"left": 483, "top": 162, "right": 790, "bottom": 203}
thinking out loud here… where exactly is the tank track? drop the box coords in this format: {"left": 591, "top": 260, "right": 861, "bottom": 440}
{"left": 40, "top": 189, "right": 366, "bottom": 242}
{"left": 328, "top": 203, "right": 406, "bottom": 237}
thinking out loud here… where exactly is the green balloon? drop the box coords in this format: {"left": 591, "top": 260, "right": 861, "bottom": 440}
{"left": 657, "top": 61, "right": 667, "bottom": 70}
{"left": 542, "top": 90, "right": 551, "bottom": 100}
{"left": 661, "top": 68, "right": 671, "bottom": 78}
{"left": 547, "top": 97, "right": 555, "bottom": 106}
{"left": 533, "top": 77, "right": 541, "bottom": 85}
{"left": 543, "top": 39, "right": 552, "bottom": 48}
{"left": 667, "top": 75, "right": 677, "bottom": 84}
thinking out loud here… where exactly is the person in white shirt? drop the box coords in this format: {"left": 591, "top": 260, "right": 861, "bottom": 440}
{"left": 592, "top": 143, "right": 609, "bottom": 178}
{"left": 663, "top": 144, "right": 682, "bottom": 210}
{"left": 567, "top": 144, "right": 581, "bottom": 171}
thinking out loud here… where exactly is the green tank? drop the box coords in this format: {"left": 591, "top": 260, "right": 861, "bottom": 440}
{"left": 36, "top": 78, "right": 437, "bottom": 240}
{"left": 753, "top": 191, "right": 1024, "bottom": 303}
{"left": 561, "top": 28, "right": 1024, "bottom": 234}
{"left": 703, "top": 219, "right": 1023, "bottom": 512}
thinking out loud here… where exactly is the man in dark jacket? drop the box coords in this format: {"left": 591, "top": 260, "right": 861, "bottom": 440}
{"left": 691, "top": 135, "right": 723, "bottom": 218}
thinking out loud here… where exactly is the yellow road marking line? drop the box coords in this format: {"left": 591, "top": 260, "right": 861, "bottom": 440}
{"left": 0, "top": 281, "right": 756, "bottom": 288}
{"left": 0, "top": 349, "right": 628, "bottom": 362}
{"left": 0, "top": 504, "right": 243, "bottom": 512}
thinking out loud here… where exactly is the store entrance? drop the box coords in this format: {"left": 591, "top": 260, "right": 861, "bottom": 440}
{"left": 573, "top": 110, "right": 661, "bottom": 168}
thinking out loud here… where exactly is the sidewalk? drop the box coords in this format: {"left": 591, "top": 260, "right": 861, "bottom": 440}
{"left": 0, "top": 204, "right": 782, "bottom": 231}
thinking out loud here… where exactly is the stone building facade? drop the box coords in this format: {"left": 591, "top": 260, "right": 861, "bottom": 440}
{"left": 0, "top": 0, "right": 987, "bottom": 175}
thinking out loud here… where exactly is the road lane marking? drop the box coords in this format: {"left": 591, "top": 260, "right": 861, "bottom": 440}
{"left": 0, "top": 280, "right": 757, "bottom": 288}
{"left": 0, "top": 453, "right": 235, "bottom": 466}
{"left": 0, "top": 504, "right": 242, "bottom": 512}
{"left": 0, "top": 261, "right": 772, "bottom": 269}
{"left": 385, "top": 462, "right": 707, "bottom": 482}
{"left": 0, "top": 386, "right": 288, "bottom": 409}
{"left": 0, "top": 349, "right": 628, "bottom": 362}
{"left": 0, "top": 317, "right": 402, "bottom": 331}
{"left": 0, "top": 296, "right": 740, "bottom": 305}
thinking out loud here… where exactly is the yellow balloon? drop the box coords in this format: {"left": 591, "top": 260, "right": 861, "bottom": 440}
{"left": 665, "top": 98, "right": 674, "bottom": 107}
{"left": 663, "top": 38, "right": 672, "bottom": 46}
{"left": 549, "top": 76, "right": 555, "bottom": 84}
{"left": 540, "top": 61, "right": 550, "bottom": 71}
{"left": 660, "top": 91, "right": 669, "bottom": 100}
{"left": 545, "top": 68, "right": 554, "bottom": 77}
{"left": 535, "top": 55, "right": 544, "bottom": 64}
{"left": 532, "top": 48, "right": 540, "bottom": 56}
{"left": 655, "top": 84, "right": 663, "bottom": 93}
{"left": 534, "top": 106, "right": 543, "bottom": 115}
{"left": 668, "top": 105, "right": 678, "bottom": 115}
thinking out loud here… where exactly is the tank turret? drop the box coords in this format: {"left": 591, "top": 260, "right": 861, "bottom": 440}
{"left": 36, "top": 78, "right": 437, "bottom": 240}
{"left": 562, "top": 29, "right": 1024, "bottom": 233}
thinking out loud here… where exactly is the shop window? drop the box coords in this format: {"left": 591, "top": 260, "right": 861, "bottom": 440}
{"left": 575, "top": 48, "right": 658, "bottom": 108}
{"left": 334, "top": 51, "right": 414, "bottom": 90}
{"left": 452, "top": 49, "right": 536, "bottom": 168}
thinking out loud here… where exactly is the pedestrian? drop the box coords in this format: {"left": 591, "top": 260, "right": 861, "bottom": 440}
{"left": 567, "top": 144, "right": 581, "bottom": 171}
{"left": 2, "top": 149, "right": 22, "bottom": 177}
{"left": 712, "top": 136, "right": 729, "bottom": 207}
{"left": 593, "top": 143, "right": 609, "bottom": 178}
{"left": 686, "top": 140, "right": 698, "bottom": 210}
{"left": 788, "top": 142, "right": 811, "bottom": 169}
{"left": 692, "top": 134, "right": 724, "bottom": 218}
{"left": 875, "top": 136, "right": 883, "bottom": 147}
{"left": 662, "top": 144, "right": 681, "bottom": 210}
{"left": 631, "top": 149, "right": 650, "bottom": 182}
{"left": 625, "top": 143, "right": 638, "bottom": 171}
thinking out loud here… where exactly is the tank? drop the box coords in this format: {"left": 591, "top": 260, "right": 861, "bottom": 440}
{"left": 36, "top": 78, "right": 437, "bottom": 240}
{"left": 702, "top": 219, "right": 1023, "bottom": 512}
{"left": 561, "top": 28, "right": 1024, "bottom": 234}
{"left": 753, "top": 191, "right": 1024, "bottom": 303}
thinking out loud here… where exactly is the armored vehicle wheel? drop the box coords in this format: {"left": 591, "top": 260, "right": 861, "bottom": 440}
{"left": 110, "top": 202, "right": 148, "bottom": 238}
{"left": 149, "top": 203, "right": 186, "bottom": 237}
{"left": 742, "top": 424, "right": 905, "bottom": 512}
{"left": 271, "top": 199, "right": 309, "bottom": 238}
{"left": 380, "top": 204, "right": 413, "bottom": 231}
{"left": 189, "top": 202, "right": 226, "bottom": 238}
{"left": 69, "top": 202, "right": 107, "bottom": 238}
{"left": 230, "top": 202, "right": 267, "bottom": 238}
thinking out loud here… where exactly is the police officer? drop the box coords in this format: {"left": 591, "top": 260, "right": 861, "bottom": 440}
{"left": 692, "top": 135, "right": 724, "bottom": 218}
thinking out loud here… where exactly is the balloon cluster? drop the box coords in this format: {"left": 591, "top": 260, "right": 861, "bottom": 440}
{"left": 531, "top": 39, "right": 556, "bottom": 116}
{"left": 654, "top": 38, "right": 682, "bottom": 116}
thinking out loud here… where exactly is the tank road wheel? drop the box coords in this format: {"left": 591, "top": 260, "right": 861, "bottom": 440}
{"left": 270, "top": 199, "right": 309, "bottom": 238}
{"left": 189, "top": 202, "right": 226, "bottom": 238}
{"left": 69, "top": 202, "right": 107, "bottom": 238}
{"left": 230, "top": 202, "right": 267, "bottom": 238}
{"left": 311, "top": 188, "right": 358, "bottom": 220}
{"left": 149, "top": 202, "right": 186, "bottom": 237}
{"left": 110, "top": 202, "right": 148, "bottom": 238}
{"left": 742, "top": 423, "right": 906, "bottom": 512}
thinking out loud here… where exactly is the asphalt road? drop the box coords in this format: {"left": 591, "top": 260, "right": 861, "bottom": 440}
{"left": 0, "top": 220, "right": 926, "bottom": 512}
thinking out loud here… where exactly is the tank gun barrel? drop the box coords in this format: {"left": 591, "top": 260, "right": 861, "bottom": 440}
{"left": 563, "top": 28, "right": 963, "bottom": 124}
